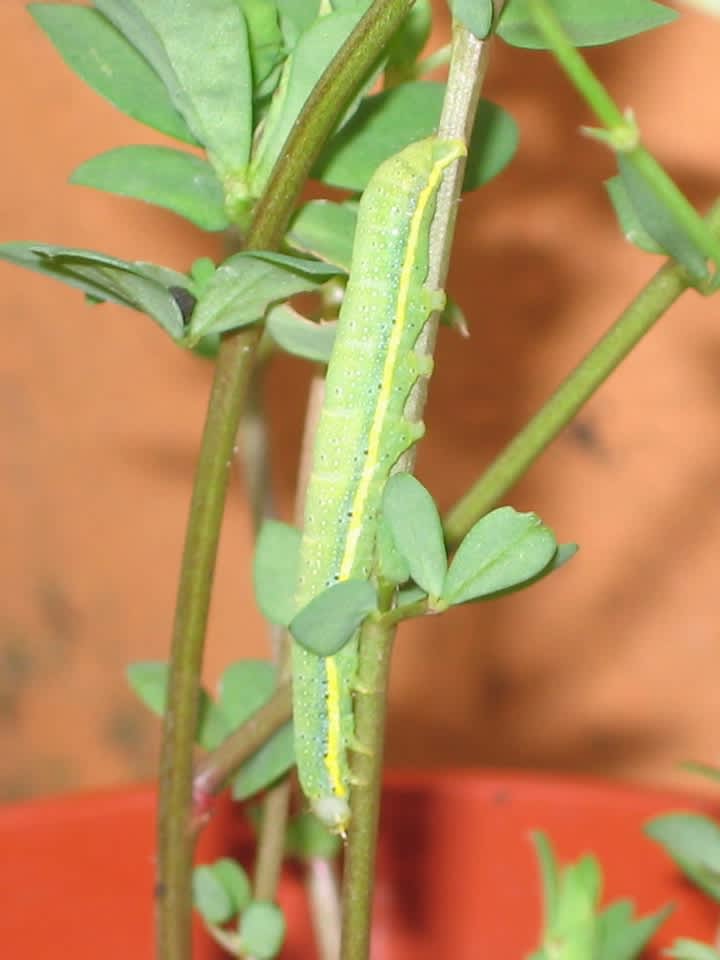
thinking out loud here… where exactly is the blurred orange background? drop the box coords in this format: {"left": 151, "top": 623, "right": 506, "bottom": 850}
{"left": 2, "top": 0, "right": 719, "bottom": 802}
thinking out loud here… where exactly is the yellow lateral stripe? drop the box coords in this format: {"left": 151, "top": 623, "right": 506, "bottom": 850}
{"left": 338, "top": 150, "right": 455, "bottom": 581}
{"left": 324, "top": 657, "right": 347, "bottom": 796}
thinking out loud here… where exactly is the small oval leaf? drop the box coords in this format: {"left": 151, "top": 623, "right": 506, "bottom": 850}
{"left": 617, "top": 156, "right": 710, "bottom": 281}
{"left": 240, "top": 901, "right": 286, "bottom": 960}
{"left": 314, "top": 84, "right": 517, "bottom": 194}
{"left": 126, "top": 661, "right": 228, "bottom": 750}
{"left": 451, "top": 0, "right": 494, "bottom": 38}
{"left": 497, "top": 0, "right": 677, "bottom": 49}
{"left": 216, "top": 661, "right": 295, "bottom": 799}
{"left": 192, "top": 865, "right": 235, "bottom": 925}
{"left": 289, "top": 580, "right": 377, "bottom": 656}
{"left": 605, "top": 175, "right": 664, "bottom": 254}
{"left": 442, "top": 507, "right": 558, "bottom": 605}
{"left": 266, "top": 306, "right": 337, "bottom": 364}
{"left": 382, "top": 474, "right": 447, "bottom": 597}
{"left": 232, "top": 722, "right": 295, "bottom": 800}
{"left": 286, "top": 200, "right": 358, "bottom": 270}
{"left": 213, "top": 858, "right": 252, "bottom": 914}
{"left": 376, "top": 516, "right": 411, "bottom": 586}
{"left": 253, "top": 521, "right": 302, "bottom": 627}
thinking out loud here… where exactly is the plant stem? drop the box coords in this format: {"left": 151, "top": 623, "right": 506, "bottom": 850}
{"left": 308, "top": 857, "right": 343, "bottom": 960}
{"left": 192, "top": 685, "right": 292, "bottom": 804}
{"left": 157, "top": 324, "right": 263, "bottom": 960}
{"left": 340, "top": 584, "right": 397, "bottom": 960}
{"left": 340, "top": 18, "right": 500, "bottom": 960}
{"left": 442, "top": 200, "right": 720, "bottom": 545}
{"left": 253, "top": 378, "right": 328, "bottom": 910}
{"left": 406, "top": 12, "right": 500, "bottom": 431}
{"left": 157, "top": 3, "right": 417, "bottom": 953}
{"left": 528, "top": 0, "right": 720, "bottom": 269}
{"left": 252, "top": 781, "right": 292, "bottom": 902}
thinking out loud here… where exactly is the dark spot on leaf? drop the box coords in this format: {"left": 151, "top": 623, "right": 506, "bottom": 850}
{"left": 169, "top": 286, "right": 197, "bottom": 326}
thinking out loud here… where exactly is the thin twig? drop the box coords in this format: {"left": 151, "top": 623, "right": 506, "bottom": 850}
{"left": 442, "top": 201, "right": 720, "bottom": 545}
{"left": 339, "top": 18, "right": 501, "bottom": 960}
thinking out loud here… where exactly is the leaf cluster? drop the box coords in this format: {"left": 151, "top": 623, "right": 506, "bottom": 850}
{"left": 254, "top": 474, "right": 576, "bottom": 657}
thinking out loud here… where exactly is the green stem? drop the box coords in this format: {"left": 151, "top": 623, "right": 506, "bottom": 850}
{"left": 442, "top": 200, "right": 720, "bottom": 546}
{"left": 340, "top": 17, "right": 501, "bottom": 960}
{"left": 528, "top": 0, "right": 720, "bottom": 269}
{"left": 192, "top": 684, "right": 292, "bottom": 809}
{"left": 156, "top": 5, "right": 414, "bottom": 956}
{"left": 252, "top": 780, "right": 293, "bottom": 902}
{"left": 340, "top": 584, "right": 396, "bottom": 960}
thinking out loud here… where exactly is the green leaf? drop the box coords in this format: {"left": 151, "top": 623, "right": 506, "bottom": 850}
{"left": 442, "top": 507, "right": 558, "bottom": 605}
{"left": 314, "top": 84, "right": 518, "bottom": 193}
{"left": 239, "top": 901, "right": 286, "bottom": 960}
{"left": 605, "top": 176, "right": 664, "bottom": 254}
{"left": 126, "top": 661, "right": 169, "bottom": 716}
{"left": 440, "top": 296, "right": 469, "bottom": 335}
{"left": 286, "top": 200, "right": 358, "bottom": 270}
{"left": 70, "top": 146, "right": 229, "bottom": 231}
{"left": 497, "top": 0, "right": 677, "bottom": 49}
{"left": 596, "top": 901, "right": 673, "bottom": 960}
{"left": 276, "top": 0, "right": 320, "bottom": 46}
{"left": 193, "top": 865, "right": 235, "bottom": 925}
{"left": 94, "top": 0, "right": 210, "bottom": 134}
{"left": 382, "top": 474, "right": 447, "bottom": 598}
{"left": 645, "top": 813, "right": 720, "bottom": 902}
{"left": 250, "top": 9, "right": 365, "bottom": 195}
{"left": 285, "top": 811, "right": 342, "bottom": 860}
{"left": 97, "top": 0, "right": 253, "bottom": 180}
{"left": 239, "top": 0, "right": 285, "bottom": 94}
{"left": 616, "top": 157, "right": 709, "bottom": 281}
{"left": 218, "top": 661, "right": 278, "bottom": 727}
{"left": 232, "top": 722, "right": 295, "bottom": 800}
{"left": 665, "top": 939, "right": 720, "bottom": 960}
{"left": 266, "top": 306, "right": 337, "bottom": 364}
{"left": 526, "top": 542, "right": 578, "bottom": 586}
{"left": 213, "top": 859, "right": 252, "bottom": 914}
{"left": 217, "top": 661, "right": 295, "bottom": 799}
{"left": 396, "top": 585, "right": 427, "bottom": 608}
{"left": 126, "top": 661, "right": 229, "bottom": 749}
{"left": 0, "top": 242, "right": 188, "bottom": 339}
{"left": 451, "top": 0, "right": 494, "bottom": 38}
{"left": 531, "top": 832, "right": 561, "bottom": 932}
{"left": 551, "top": 855, "right": 601, "bottom": 952}
{"left": 28, "top": 4, "right": 196, "bottom": 143}
{"left": 376, "top": 516, "right": 411, "bottom": 586}
{"left": 289, "top": 580, "right": 378, "bottom": 656}
{"left": 188, "top": 252, "right": 341, "bottom": 341}
{"left": 385, "top": 0, "right": 432, "bottom": 72}
{"left": 253, "top": 521, "right": 302, "bottom": 627}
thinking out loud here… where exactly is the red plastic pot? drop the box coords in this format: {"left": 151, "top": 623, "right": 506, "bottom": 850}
{"left": 1, "top": 770, "right": 718, "bottom": 958}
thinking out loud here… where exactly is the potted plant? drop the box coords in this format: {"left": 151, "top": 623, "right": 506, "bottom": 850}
{"left": 3, "top": 0, "right": 720, "bottom": 958}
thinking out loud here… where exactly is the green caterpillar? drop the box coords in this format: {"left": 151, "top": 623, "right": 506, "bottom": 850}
{"left": 292, "top": 136, "right": 466, "bottom": 832}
